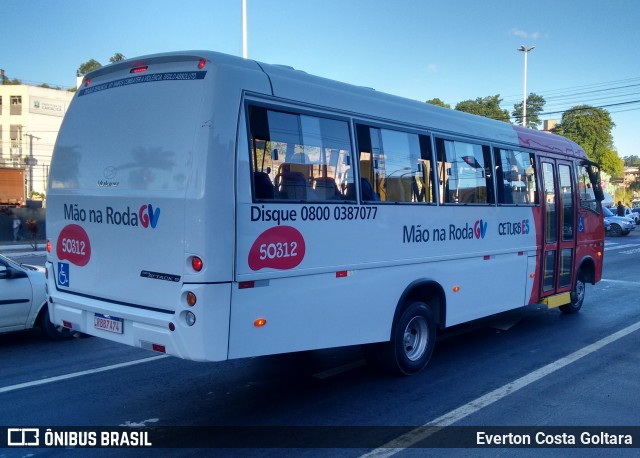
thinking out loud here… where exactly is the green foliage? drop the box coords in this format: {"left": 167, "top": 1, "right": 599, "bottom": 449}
{"left": 425, "top": 98, "right": 451, "bottom": 109}
{"left": 512, "top": 93, "right": 545, "bottom": 129}
{"left": 623, "top": 155, "right": 640, "bottom": 167}
{"left": 553, "top": 105, "right": 622, "bottom": 176}
{"left": 600, "top": 149, "right": 624, "bottom": 178}
{"left": 455, "top": 95, "right": 510, "bottom": 122}
{"left": 77, "top": 59, "right": 102, "bottom": 77}
{"left": 109, "top": 53, "right": 126, "bottom": 63}
{"left": 1, "top": 75, "right": 21, "bottom": 85}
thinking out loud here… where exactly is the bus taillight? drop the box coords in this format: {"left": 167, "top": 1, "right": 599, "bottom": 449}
{"left": 191, "top": 256, "right": 203, "bottom": 272}
{"left": 198, "top": 58, "right": 206, "bottom": 69}
{"left": 47, "top": 240, "right": 52, "bottom": 253}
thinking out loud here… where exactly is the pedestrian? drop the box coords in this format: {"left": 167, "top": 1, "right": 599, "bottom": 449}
{"left": 617, "top": 201, "right": 625, "bottom": 217}
{"left": 12, "top": 214, "right": 21, "bottom": 242}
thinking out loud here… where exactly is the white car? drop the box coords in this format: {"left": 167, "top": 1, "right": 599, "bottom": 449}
{"left": 0, "top": 254, "right": 73, "bottom": 339}
{"left": 622, "top": 206, "right": 640, "bottom": 224}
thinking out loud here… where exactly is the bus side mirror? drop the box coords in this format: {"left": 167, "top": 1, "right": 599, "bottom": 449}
{"left": 594, "top": 187, "right": 604, "bottom": 202}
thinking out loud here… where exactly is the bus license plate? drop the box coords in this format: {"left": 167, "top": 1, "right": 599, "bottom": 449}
{"left": 94, "top": 313, "right": 124, "bottom": 334}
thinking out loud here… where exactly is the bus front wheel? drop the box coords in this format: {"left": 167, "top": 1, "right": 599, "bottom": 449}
{"left": 560, "top": 274, "right": 585, "bottom": 314}
{"left": 383, "top": 301, "right": 437, "bottom": 375}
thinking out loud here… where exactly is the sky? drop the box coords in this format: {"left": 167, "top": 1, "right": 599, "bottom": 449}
{"left": 3, "top": 0, "right": 639, "bottom": 157}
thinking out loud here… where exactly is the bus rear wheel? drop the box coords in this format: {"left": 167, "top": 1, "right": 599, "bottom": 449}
{"left": 381, "top": 301, "right": 437, "bottom": 375}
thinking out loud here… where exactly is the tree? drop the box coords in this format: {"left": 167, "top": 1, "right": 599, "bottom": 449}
{"left": 1, "top": 74, "right": 21, "bottom": 85}
{"left": 553, "top": 105, "right": 623, "bottom": 177}
{"left": 623, "top": 155, "right": 640, "bottom": 167}
{"left": 425, "top": 98, "right": 451, "bottom": 109}
{"left": 109, "top": 53, "right": 126, "bottom": 63}
{"left": 600, "top": 148, "right": 624, "bottom": 178}
{"left": 512, "top": 93, "right": 545, "bottom": 129}
{"left": 455, "top": 95, "right": 510, "bottom": 122}
{"left": 77, "top": 59, "right": 102, "bottom": 77}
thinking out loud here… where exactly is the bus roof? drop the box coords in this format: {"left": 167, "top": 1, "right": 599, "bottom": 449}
{"left": 86, "top": 50, "right": 587, "bottom": 159}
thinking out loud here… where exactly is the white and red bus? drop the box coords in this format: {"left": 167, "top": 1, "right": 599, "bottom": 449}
{"left": 45, "top": 51, "right": 604, "bottom": 375}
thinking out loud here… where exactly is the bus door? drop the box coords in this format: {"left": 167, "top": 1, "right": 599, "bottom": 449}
{"left": 540, "top": 159, "right": 576, "bottom": 306}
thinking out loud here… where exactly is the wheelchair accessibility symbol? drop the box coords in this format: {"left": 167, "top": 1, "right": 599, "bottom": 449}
{"left": 58, "top": 262, "right": 70, "bottom": 287}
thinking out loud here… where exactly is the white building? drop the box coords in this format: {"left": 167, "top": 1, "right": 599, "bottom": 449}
{"left": 0, "top": 84, "right": 74, "bottom": 196}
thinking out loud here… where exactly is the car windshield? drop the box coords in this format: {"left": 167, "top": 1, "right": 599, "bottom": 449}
{"left": 603, "top": 207, "right": 614, "bottom": 217}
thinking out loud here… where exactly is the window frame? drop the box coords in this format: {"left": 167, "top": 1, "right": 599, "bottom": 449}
{"left": 434, "top": 134, "right": 495, "bottom": 206}
{"left": 353, "top": 120, "right": 437, "bottom": 205}
{"left": 576, "top": 160, "right": 602, "bottom": 215}
{"left": 10, "top": 95, "right": 22, "bottom": 116}
{"left": 492, "top": 145, "right": 539, "bottom": 206}
{"left": 245, "top": 101, "right": 357, "bottom": 204}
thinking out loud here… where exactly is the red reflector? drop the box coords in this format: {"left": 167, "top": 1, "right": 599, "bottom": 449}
{"left": 152, "top": 344, "right": 166, "bottom": 353}
{"left": 518, "top": 251, "right": 524, "bottom": 256}
{"left": 130, "top": 66, "right": 148, "bottom": 74}
{"left": 336, "top": 271, "right": 348, "bottom": 278}
{"left": 168, "top": 322, "right": 175, "bottom": 331}
{"left": 198, "top": 58, "right": 206, "bottom": 69}
{"left": 239, "top": 281, "right": 255, "bottom": 289}
{"left": 47, "top": 240, "right": 52, "bottom": 253}
{"left": 62, "top": 321, "right": 72, "bottom": 329}
{"left": 192, "top": 256, "right": 203, "bottom": 272}
{"left": 483, "top": 255, "right": 491, "bottom": 260}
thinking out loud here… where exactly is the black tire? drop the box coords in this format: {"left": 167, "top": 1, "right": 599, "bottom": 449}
{"left": 39, "top": 305, "right": 74, "bottom": 340}
{"left": 609, "top": 224, "right": 623, "bottom": 236}
{"left": 559, "top": 274, "right": 585, "bottom": 314}
{"left": 375, "top": 301, "right": 437, "bottom": 375}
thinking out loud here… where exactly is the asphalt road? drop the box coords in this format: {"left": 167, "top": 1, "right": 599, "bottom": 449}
{"left": 1, "top": 232, "right": 639, "bottom": 457}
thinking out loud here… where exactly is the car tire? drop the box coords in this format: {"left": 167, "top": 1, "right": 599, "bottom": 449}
{"left": 609, "top": 224, "right": 623, "bottom": 237}
{"left": 39, "top": 305, "right": 74, "bottom": 340}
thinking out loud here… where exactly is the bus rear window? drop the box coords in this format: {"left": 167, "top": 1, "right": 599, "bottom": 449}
{"left": 248, "top": 106, "right": 354, "bottom": 202}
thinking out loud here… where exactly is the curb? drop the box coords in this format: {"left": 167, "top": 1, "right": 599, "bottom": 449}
{"left": 0, "top": 242, "right": 47, "bottom": 258}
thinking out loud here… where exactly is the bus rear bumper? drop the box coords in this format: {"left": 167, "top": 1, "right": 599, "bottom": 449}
{"left": 47, "top": 279, "right": 232, "bottom": 362}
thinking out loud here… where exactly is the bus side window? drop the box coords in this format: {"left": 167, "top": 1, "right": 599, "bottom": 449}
{"left": 494, "top": 148, "right": 538, "bottom": 205}
{"left": 356, "top": 124, "right": 434, "bottom": 203}
{"left": 577, "top": 164, "right": 599, "bottom": 212}
{"left": 247, "top": 105, "right": 355, "bottom": 202}
{"left": 436, "top": 138, "right": 493, "bottom": 204}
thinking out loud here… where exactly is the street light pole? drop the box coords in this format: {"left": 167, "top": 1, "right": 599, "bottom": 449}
{"left": 517, "top": 45, "right": 535, "bottom": 127}
{"left": 242, "top": 0, "right": 248, "bottom": 58}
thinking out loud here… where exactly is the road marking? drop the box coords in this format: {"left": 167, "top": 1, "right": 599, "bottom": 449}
{"left": 600, "top": 278, "right": 640, "bottom": 286}
{"left": 604, "top": 243, "right": 637, "bottom": 252}
{"left": 621, "top": 248, "right": 640, "bottom": 255}
{"left": 360, "top": 320, "right": 640, "bottom": 457}
{"left": 0, "top": 355, "right": 169, "bottom": 395}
